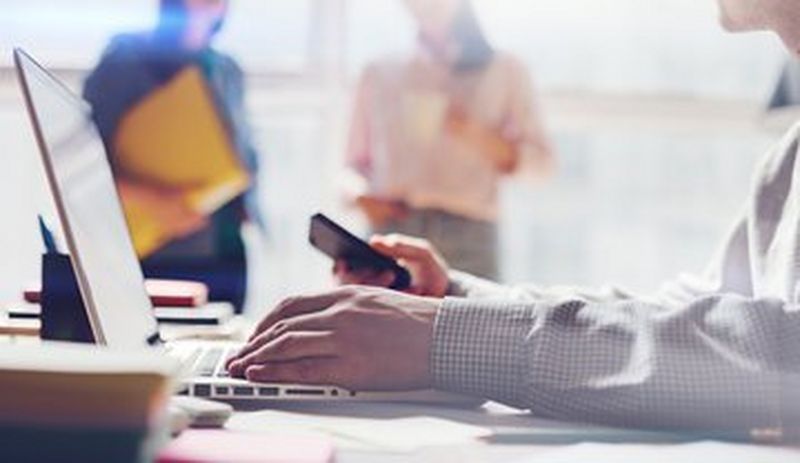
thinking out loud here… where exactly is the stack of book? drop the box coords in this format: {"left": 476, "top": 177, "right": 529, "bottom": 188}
{"left": 0, "top": 342, "right": 179, "bottom": 463}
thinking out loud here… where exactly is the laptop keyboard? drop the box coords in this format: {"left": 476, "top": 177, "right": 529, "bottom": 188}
{"left": 195, "top": 348, "right": 225, "bottom": 377}
{"left": 177, "top": 346, "right": 237, "bottom": 378}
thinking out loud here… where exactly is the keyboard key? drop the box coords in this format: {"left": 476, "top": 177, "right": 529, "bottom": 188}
{"left": 194, "top": 349, "right": 224, "bottom": 377}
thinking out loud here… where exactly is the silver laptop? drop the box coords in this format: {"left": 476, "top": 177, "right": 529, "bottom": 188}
{"left": 15, "top": 48, "right": 472, "bottom": 405}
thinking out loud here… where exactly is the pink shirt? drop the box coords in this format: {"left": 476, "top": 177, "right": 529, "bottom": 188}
{"left": 347, "top": 50, "right": 552, "bottom": 222}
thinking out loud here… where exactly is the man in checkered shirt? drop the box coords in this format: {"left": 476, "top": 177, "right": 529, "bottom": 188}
{"left": 229, "top": 0, "right": 800, "bottom": 431}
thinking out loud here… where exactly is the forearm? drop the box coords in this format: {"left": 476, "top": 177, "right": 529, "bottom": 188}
{"left": 431, "top": 294, "right": 800, "bottom": 430}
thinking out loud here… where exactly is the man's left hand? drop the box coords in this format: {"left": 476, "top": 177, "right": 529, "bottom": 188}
{"left": 226, "top": 287, "right": 440, "bottom": 391}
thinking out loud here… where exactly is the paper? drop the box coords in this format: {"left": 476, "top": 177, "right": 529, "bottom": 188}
{"left": 403, "top": 91, "right": 448, "bottom": 144}
{"left": 522, "top": 441, "right": 800, "bottom": 463}
{"left": 227, "top": 410, "right": 491, "bottom": 453}
{"left": 158, "top": 430, "right": 335, "bottom": 463}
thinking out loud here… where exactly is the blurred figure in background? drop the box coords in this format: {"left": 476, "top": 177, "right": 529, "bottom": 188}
{"left": 83, "top": 0, "right": 262, "bottom": 313}
{"left": 345, "top": 0, "right": 554, "bottom": 280}
{"left": 768, "top": 59, "right": 800, "bottom": 109}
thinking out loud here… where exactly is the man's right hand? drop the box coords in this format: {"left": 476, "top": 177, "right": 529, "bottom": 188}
{"left": 333, "top": 234, "right": 450, "bottom": 298}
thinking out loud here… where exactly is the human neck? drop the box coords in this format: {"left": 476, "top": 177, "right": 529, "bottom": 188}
{"left": 182, "top": 22, "right": 214, "bottom": 50}
{"left": 419, "top": 31, "right": 457, "bottom": 67}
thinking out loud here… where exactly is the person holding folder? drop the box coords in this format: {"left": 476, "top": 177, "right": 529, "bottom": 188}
{"left": 83, "top": 0, "right": 262, "bottom": 312}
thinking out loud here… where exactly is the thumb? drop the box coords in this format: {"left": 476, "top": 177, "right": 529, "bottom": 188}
{"left": 370, "top": 235, "right": 431, "bottom": 263}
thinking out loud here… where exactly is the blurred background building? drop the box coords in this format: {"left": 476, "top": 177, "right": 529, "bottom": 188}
{"left": 0, "top": 0, "right": 790, "bottom": 312}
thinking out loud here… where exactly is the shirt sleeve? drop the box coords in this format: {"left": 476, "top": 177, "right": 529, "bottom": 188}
{"left": 432, "top": 294, "right": 800, "bottom": 431}
{"left": 447, "top": 270, "right": 636, "bottom": 303}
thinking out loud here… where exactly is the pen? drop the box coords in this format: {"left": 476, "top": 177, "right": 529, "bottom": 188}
{"left": 38, "top": 215, "right": 59, "bottom": 254}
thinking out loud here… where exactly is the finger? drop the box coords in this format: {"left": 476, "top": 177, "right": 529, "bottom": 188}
{"left": 404, "top": 286, "right": 425, "bottom": 296}
{"left": 231, "top": 311, "right": 335, "bottom": 367}
{"left": 249, "top": 289, "right": 350, "bottom": 341}
{"left": 244, "top": 358, "right": 343, "bottom": 386}
{"left": 333, "top": 260, "right": 395, "bottom": 288}
{"left": 362, "top": 271, "right": 397, "bottom": 288}
{"left": 332, "top": 260, "right": 351, "bottom": 286}
{"left": 342, "top": 269, "right": 396, "bottom": 287}
{"left": 332, "top": 259, "right": 349, "bottom": 276}
{"left": 336, "top": 267, "right": 375, "bottom": 285}
{"left": 370, "top": 235, "right": 432, "bottom": 262}
{"left": 230, "top": 331, "right": 337, "bottom": 375}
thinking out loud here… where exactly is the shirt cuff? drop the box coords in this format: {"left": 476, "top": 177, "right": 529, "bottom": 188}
{"left": 431, "top": 297, "right": 537, "bottom": 404}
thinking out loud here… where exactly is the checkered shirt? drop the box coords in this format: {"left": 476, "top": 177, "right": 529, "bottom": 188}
{"left": 431, "top": 124, "right": 800, "bottom": 431}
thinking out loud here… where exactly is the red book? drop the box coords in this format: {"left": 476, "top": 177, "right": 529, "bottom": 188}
{"left": 144, "top": 280, "right": 208, "bottom": 307}
{"left": 23, "top": 279, "right": 208, "bottom": 308}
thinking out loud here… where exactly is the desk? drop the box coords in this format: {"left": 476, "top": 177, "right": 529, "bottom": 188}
{"left": 3, "top": 314, "right": 799, "bottom": 462}
{"left": 223, "top": 401, "right": 800, "bottom": 462}
{"left": 226, "top": 401, "right": 556, "bottom": 462}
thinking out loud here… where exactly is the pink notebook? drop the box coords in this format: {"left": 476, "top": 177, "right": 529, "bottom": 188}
{"left": 157, "top": 431, "right": 336, "bottom": 463}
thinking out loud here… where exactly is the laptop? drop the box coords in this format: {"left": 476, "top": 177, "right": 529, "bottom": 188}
{"left": 15, "top": 48, "right": 473, "bottom": 405}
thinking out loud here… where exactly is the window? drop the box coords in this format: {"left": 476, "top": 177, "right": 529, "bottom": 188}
{"left": 1, "top": 0, "right": 319, "bottom": 75}
{"left": 347, "top": 0, "right": 784, "bottom": 100}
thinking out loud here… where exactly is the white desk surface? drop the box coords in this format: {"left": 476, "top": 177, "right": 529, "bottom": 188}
{"left": 226, "top": 401, "right": 555, "bottom": 463}
{"left": 223, "top": 400, "right": 800, "bottom": 463}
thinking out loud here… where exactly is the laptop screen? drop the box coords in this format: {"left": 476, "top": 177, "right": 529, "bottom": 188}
{"left": 15, "top": 49, "right": 160, "bottom": 349}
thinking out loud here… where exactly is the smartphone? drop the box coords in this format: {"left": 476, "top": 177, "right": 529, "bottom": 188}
{"left": 309, "top": 213, "right": 412, "bottom": 290}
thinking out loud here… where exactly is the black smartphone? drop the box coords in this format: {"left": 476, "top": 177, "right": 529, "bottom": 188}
{"left": 309, "top": 213, "right": 412, "bottom": 290}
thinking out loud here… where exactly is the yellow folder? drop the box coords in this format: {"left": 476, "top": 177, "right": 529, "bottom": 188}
{"left": 113, "top": 66, "right": 250, "bottom": 257}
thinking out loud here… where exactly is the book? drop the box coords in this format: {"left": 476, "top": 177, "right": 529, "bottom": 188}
{"left": 145, "top": 279, "right": 209, "bottom": 308}
{"left": 113, "top": 66, "right": 250, "bottom": 257}
{"left": 0, "top": 342, "right": 178, "bottom": 429}
{"left": 24, "top": 279, "right": 209, "bottom": 308}
{"left": 0, "top": 343, "right": 179, "bottom": 462}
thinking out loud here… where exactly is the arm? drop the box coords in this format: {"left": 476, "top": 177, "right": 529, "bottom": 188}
{"left": 83, "top": 35, "right": 157, "bottom": 155}
{"left": 343, "top": 67, "right": 410, "bottom": 226}
{"left": 433, "top": 293, "right": 800, "bottom": 430}
{"left": 219, "top": 57, "right": 265, "bottom": 229}
{"left": 331, "top": 233, "right": 642, "bottom": 302}
{"left": 228, "top": 286, "right": 800, "bottom": 431}
{"left": 505, "top": 57, "right": 555, "bottom": 179}
{"left": 345, "top": 67, "right": 375, "bottom": 181}
{"left": 445, "top": 107, "right": 521, "bottom": 174}
{"left": 229, "top": 206, "right": 795, "bottom": 430}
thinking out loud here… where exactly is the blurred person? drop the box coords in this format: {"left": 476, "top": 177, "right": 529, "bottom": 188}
{"left": 226, "top": 0, "right": 800, "bottom": 432}
{"left": 768, "top": 59, "right": 800, "bottom": 109}
{"left": 345, "top": 0, "right": 554, "bottom": 280}
{"left": 84, "top": 0, "right": 262, "bottom": 312}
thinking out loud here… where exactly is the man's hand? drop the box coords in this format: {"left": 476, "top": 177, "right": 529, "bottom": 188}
{"left": 333, "top": 234, "right": 451, "bottom": 298}
{"left": 226, "top": 287, "right": 440, "bottom": 391}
